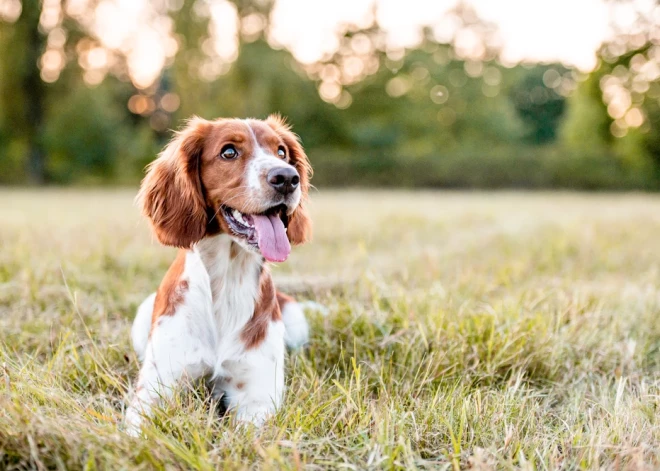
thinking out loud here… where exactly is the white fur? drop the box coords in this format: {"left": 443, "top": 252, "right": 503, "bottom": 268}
{"left": 299, "top": 301, "right": 330, "bottom": 317}
{"left": 281, "top": 301, "right": 310, "bottom": 349}
{"left": 125, "top": 235, "right": 299, "bottom": 436}
{"left": 244, "top": 120, "right": 301, "bottom": 211}
{"left": 247, "top": 148, "right": 284, "bottom": 193}
{"left": 131, "top": 292, "right": 155, "bottom": 362}
{"left": 214, "top": 319, "right": 286, "bottom": 425}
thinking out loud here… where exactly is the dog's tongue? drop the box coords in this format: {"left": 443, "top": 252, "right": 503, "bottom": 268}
{"left": 252, "top": 214, "right": 291, "bottom": 262}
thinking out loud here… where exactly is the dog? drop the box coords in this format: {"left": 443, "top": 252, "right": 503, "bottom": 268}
{"left": 125, "top": 115, "right": 312, "bottom": 435}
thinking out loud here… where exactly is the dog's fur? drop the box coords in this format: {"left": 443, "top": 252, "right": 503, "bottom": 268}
{"left": 125, "top": 116, "right": 311, "bottom": 435}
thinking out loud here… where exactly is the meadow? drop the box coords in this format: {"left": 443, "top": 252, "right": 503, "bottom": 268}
{"left": 0, "top": 189, "right": 659, "bottom": 470}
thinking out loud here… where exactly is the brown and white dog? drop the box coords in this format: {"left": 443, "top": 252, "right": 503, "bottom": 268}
{"left": 125, "top": 115, "right": 312, "bottom": 435}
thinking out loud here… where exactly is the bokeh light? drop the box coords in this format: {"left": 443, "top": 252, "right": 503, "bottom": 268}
{"left": 430, "top": 85, "right": 449, "bottom": 104}
{"left": 0, "top": 0, "right": 21, "bottom": 22}
{"left": 386, "top": 76, "right": 411, "bottom": 97}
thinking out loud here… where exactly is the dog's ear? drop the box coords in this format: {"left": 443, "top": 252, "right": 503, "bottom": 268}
{"left": 137, "top": 117, "right": 211, "bottom": 248}
{"left": 287, "top": 202, "right": 312, "bottom": 245}
{"left": 266, "top": 114, "right": 312, "bottom": 245}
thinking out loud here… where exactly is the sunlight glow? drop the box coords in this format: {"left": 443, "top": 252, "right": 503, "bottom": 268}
{"left": 0, "top": 0, "right": 21, "bottom": 22}
{"left": 270, "top": 0, "right": 616, "bottom": 71}
{"left": 269, "top": 0, "right": 374, "bottom": 64}
{"left": 92, "top": 0, "right": 178, "bottom": 89}
{"left": 59, "top": 0, "right": 655, "bottom": 94}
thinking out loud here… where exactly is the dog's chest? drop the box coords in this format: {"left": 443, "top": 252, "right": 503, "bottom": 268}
{"left": 196, "top": 235, "right": 263, "bottom": 336}
{"left": 212, "top": 266, "right": 260, "bottom": 334}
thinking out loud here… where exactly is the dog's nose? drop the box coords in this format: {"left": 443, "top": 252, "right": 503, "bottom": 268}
{"left": 267, "top": 167, "right": 300, "bottom": 195}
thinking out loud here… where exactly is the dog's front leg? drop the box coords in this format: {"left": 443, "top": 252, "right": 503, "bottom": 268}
{"left": 125, "top": 314, "right": 211, "bottom": 436}
{"left": 216, "top": 322, "right": 286, "bottom": 427}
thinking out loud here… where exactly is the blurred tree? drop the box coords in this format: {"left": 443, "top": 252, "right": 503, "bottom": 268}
{"left": 0, "top": 0, "right": 656, "bottom": 190}
{"left": 566, "top": 1, "right": 660, "bottom": 171}
{"left": 43, "top": 82, "right": 135, "bottom": 183}
{"left": 509, "top": 66, "right": 567, "bottom": 144}
{"left": 560, "top": 73, "right": 612, "bottom": 155}
{"left": 0, "top": 0, "right": 135, "bottom": 183}
{"left": 0, "top": 0, "right": 47, "bottom": 183}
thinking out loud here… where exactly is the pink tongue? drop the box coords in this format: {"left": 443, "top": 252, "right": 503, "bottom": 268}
{"left": 252, "top": 214, "right": 291, "bottom": 262}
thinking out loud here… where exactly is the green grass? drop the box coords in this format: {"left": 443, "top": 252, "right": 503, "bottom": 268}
{"left": 1, "top": 189, "right": 659, "bottom": 470}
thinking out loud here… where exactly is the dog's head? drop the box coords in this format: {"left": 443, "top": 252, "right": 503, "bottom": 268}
{"left": 137, "top": 115, "right": 312, "bottom": 262}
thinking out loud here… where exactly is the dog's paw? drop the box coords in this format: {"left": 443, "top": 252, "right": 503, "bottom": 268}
{"left": 282, "top": 302, "right": 310, "bottom": 349}
{"left": 233, "top": 404, "right": 274, "bottom": 429}
{"left": 123, "top": 406, "right": 146, "bottom": 437}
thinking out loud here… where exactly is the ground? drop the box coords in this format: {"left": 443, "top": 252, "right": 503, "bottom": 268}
{"left": 0, "top": 189, "right": 659, "bottom": 470}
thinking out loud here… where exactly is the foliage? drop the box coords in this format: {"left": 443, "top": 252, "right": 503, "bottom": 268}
{"left": 509, "top": 65, "right": 567, "bottom": 144}
{"left": 0, "top": 2, "right": 660, "bottom": 189}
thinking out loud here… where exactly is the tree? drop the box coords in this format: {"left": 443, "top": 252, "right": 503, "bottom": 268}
{"left": 0, "top": 0, "right": 176, "bottom": 183}
{"left": 0, "top": 0, "right": 47, "bottom": 183}
{"left": 509, "top": 66, "right": 567, "bottom": 144}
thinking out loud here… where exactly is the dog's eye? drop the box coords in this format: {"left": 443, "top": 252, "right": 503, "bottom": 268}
{"left": 220, "top": 145, "right": 238, "bottom": 160}
{"left": 277, "top": 146, "right": 286, "bottom": 159}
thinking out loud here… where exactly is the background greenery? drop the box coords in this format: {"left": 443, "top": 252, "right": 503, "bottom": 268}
{"left": 1, "top": 0, "right": 660, "bottom": 189}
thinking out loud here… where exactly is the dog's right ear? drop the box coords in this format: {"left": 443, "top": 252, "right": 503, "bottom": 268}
{"left": 137, "top": 117, "right": 211, "bottom": 248}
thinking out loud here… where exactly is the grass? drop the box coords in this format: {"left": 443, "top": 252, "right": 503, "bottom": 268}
{"left": 1, "top": 189, "right": 659, "bottom": 470}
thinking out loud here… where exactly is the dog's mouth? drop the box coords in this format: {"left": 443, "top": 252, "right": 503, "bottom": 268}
{"left": 221, "top": 204, "right": 291, "bottom": 262}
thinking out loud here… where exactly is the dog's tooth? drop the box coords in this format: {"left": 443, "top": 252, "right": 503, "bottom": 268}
{"left": 234, "top": 210, "right": 248, "bottom": 225}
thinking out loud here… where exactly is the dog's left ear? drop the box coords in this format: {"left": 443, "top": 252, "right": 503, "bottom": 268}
{"left": 287, "top": 202, "right": 312, "bottom": 245}
{"left": 137, "top": 117, "right": 211, "bottom": 248}
{"left": 266, "top": 114, "right": 312, "bottom": 245}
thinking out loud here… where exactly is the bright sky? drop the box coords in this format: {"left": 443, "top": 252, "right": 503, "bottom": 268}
{"left": 271, "top": 0, "right": 645, "bottom": 71}
{"left": 469, "top": 0, "right": 610, "bottom": 70}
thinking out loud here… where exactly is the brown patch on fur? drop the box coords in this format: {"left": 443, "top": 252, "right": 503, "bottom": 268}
{"left": 199, "top": 120, "right": 265, "bottom": 219}
{"left": 151, "top": 250, "right": 188, "bottom": 330}
{"left": 286, "top": 203, "right": 312, "bottom": 245}
{"left": 276, "top": 291, "right": 296, "bottom": 310}
{"left": 248, "top": 120, "right": 284, "bottom": 155}
{"left": 137, "top": 118, "right": 210, "bottom": 248}
{"left": 236, "top": 382, "right": 245, "bottom": 390}
{"left": 241, "top": 269, "right": 281, "bottom": 349}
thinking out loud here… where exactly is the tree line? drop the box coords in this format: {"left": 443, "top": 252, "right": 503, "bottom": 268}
{"left": 1, "top": 0, "right": 659, "bottom": 189}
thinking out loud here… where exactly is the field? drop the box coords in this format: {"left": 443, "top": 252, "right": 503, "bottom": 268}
{"left": 1, "top": 189, "right": 659, "bottom": 470}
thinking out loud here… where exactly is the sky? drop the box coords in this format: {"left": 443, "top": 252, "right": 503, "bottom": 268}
{"left": 270, "top": 0, "right": 639, "bottom": 71}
